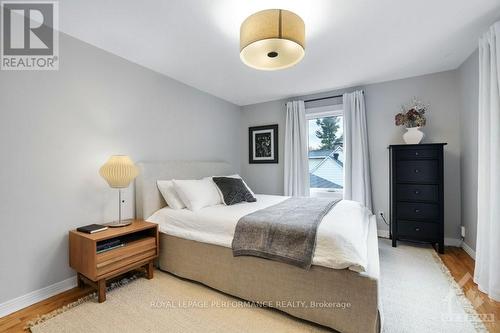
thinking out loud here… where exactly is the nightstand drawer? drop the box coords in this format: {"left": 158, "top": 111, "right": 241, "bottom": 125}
{"left": 396, "top": 184, "right": 438, "bottom": 202}
{"left": 397, "top": 220, "right": 438, "bottom": 240}
{"left": 396, "top": 160, "right": 438, "bottom": 183}
{"left": 97, "top": 250, "right": 156, "bottom": 278}
{"left": 96, "top": 237, "right": 156, "bottom": 266}
{"left": 396, "top": 149, "right": 438, "bottom": 160}
{"left": 396, "top": 202, "right": 439, "bottom": 220}
{"left": 97, "top": 239, "right": 157, "bottom": 277}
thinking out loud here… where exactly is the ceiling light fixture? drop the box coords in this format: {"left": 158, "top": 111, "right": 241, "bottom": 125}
{"left": 240, "top": 9, "right": 305, "bottom": 71}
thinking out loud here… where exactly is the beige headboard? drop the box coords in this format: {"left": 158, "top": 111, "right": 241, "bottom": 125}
{"left": 135, "top": 161, "right": 233, "bottom": 219}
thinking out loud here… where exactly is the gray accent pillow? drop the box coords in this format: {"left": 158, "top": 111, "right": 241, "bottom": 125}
{"left": 212, "top": 177, "right": 257, "bottom": 205}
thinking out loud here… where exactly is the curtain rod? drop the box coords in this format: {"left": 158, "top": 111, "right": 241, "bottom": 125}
{"left": 304, "top": 94, "right": 343, "bottom": 103}
{"left": 284, "top": 90, "right": 363, "bottom": 106}
{"left": 283, "top": 94, "right": 342, "bottom": 106}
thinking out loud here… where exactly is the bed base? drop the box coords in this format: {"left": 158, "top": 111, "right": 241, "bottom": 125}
{"left": 158, "top": 232, "right": 380, "bottom": 333}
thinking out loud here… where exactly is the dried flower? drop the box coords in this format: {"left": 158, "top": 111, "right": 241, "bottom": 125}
{"left": 395, "top": 97, "right": 428, "bottom": 128}
{"left": 395, "top": 113, "right": 406, "bottom": 126}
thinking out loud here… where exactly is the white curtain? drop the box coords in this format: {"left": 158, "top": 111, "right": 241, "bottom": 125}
{"left": 475, "top": 22, "right": 500, "bottom": 302}
{"left": 284, "top": 100, "right": 309, "bottom": 196}
{"left": 343, "top": 91, "right": 373, "bottom": 211}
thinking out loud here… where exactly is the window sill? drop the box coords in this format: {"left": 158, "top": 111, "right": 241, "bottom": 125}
{"left": 309, "top": 189, "right": 343, "bottom": 199}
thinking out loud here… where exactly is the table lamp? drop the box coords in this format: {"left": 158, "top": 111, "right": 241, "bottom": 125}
{"left": 99, "top": 155, "right": 139, "bottom": 227}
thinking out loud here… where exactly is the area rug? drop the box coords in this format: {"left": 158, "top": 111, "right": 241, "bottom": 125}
{"left": 29, "top": 239, "right": 487, "bottom": 333}
{"left": 378, "top": 239, "right": 487, "bottom": 333}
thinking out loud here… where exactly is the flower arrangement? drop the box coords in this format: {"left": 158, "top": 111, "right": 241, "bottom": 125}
{"left": 395, "top": 97, "right": 428, "bottom": 128}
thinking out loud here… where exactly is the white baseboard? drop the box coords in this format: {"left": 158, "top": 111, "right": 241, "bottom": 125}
{"left": 461, "top": 242, "right": 476, "bottom": 259}
{"left": 0, "top": 275, "right": 77, "bottom": 318}
{"left": 377, "top": 229, "right": 390, "bottom": 238}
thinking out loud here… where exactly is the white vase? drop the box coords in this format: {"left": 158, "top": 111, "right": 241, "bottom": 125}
{"left": 403, "top": 127, "right": 424, "bottom": 144}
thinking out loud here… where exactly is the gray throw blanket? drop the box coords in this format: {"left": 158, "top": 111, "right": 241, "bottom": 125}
{"left": 232, "top": 197, "right": 340, "bottom": 269}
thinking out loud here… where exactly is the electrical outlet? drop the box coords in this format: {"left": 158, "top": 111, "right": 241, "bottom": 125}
{"left": 378, "top": 210, "right": 384, "bottom": 217}
{"left": 461, "top": 226, "right": 466, "bottom": 238}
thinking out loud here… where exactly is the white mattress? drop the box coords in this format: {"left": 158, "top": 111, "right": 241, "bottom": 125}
{"left": 147, "top": 195, "right": 372, "bottom": 272}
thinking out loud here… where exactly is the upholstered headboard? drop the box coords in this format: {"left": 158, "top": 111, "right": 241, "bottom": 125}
{"left": 135, "top": 161, "right": 233, "bottom": 219}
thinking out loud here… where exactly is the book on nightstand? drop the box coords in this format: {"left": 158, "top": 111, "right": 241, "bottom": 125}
{"left": 76, "top": 224, "right": 108, "bottom": 234}
{"left": 96, "top": 240, "right": 124, "bottom": 253}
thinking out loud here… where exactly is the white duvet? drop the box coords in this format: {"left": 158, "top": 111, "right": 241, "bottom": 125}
{"left": 147, "top": 195, "right": 372, "bottom": 272}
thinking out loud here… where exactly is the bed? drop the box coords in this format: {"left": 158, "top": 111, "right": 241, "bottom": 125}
{"left": 135, "top": 161, "right": 381, "bottom": 333}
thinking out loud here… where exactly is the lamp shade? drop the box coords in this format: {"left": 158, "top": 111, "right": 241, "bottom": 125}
{"left": 99, "top": 155, "right": 138, "bottom": 188}
{"left": 240, "top": 9, "right": 305, "bottom": 71}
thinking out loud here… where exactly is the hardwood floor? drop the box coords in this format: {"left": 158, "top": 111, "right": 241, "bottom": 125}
{"left": 1, "top": 246, "right": 499, "bottom": 332}
{"left": 439, "top": 247, "right": 500, "bottom": 333}
{"left": 0, "top": 286, "right": 93, "bottom": 332}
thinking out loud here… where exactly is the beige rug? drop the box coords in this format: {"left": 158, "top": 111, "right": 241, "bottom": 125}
{"left": 30, "top": 239, "right": 487, "bottom": 333}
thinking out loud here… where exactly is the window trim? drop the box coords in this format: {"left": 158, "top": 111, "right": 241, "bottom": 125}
{"left": 306, "top": 104, "right": 343, "bottom": 120}
{"left": 310, "top": 188, "right": 344, "bottom": 199}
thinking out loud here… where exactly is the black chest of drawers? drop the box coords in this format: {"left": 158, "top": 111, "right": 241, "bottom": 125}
{"left": 389, "top": 143, "right": 446, "bottom": 253}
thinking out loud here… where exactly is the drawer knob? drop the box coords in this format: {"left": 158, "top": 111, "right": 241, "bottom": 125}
{"left": 415, "top": 152, "right": 419, "bottom": 156}
{"left": 414, "top": 190, "right": 420, "bottom": 195}
{"left": 415, "top": 227, "right": 421, "bottom": 232}
{"left": 414, "top": 169, "right": 420, "bottom": 173}
{"left": 415, "top": 209, "right": 421, "bottom": 213}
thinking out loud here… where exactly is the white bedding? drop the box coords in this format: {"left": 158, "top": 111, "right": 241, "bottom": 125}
{"left": 147, "top": 195, "right": 372, "bottom": 272}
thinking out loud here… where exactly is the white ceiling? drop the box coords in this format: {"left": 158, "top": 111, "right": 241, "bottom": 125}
{"left": 59, "top": 0, "right": 500, "bottom": 106}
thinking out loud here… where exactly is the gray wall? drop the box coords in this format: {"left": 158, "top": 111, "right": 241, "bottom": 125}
{"left": 240, "top": 100, "right": 286, "bottom": 195}
{"left": 241, "top": 71, "right": 462, "bottom": 240}
{"left": 365, "top": 71, "right": 462, "bottom": 240}
{"left": 457, "top": 50, "right": 479, "bottom": 251}
{"left": 0, "top": 33, "right": 241, "bottom": 304}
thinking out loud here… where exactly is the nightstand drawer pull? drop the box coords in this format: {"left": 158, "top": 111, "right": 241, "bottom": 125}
{"left": 414, "top": 190, "right": 420, "bottom": 195}
{"left": 414, "top": 169, "right": 420, "bottom": 173}
{"left": 415, "top": 227, "right": 421, "bottom": 232}
{"left": 414, "top": 209, "right": 421, "bottom": 213}
{"left": 415, "top": 152, "right": 419, "bottom": 156}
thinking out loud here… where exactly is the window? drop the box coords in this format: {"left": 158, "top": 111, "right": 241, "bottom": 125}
{"left": 306, "top": 105, "right": 343, "bottom": 199}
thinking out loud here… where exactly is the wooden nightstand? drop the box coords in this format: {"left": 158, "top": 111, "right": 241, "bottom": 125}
{"left": 69, "top": 220, "right": 159, "bottom": 302}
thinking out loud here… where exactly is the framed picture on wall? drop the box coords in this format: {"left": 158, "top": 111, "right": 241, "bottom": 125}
{"left": 249, "top": 124, "right": 278, "bottom": 164}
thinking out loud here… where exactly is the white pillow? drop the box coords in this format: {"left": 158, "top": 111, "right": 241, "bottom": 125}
{"left": 157, "top": 180, "right": 186, "bottom": 210}
{"left": 173, "top": 178, "right": 222, "bottom": 211}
